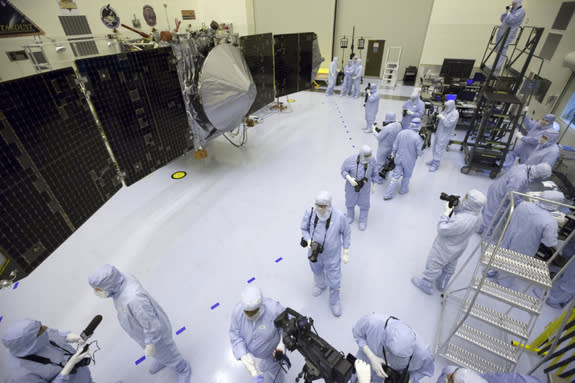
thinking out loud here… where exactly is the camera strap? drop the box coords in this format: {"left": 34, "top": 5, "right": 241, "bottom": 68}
{"left": 18, "top": 353, "right": 66, "bottom": 382}
{"left": 355, "top": 156, "right": 369, "bottom": 187}
{"left": 310, "top": 209, "right": 331, "bottom": 247}
{"left": 382, "top": 316, "right": 413, "bottom": 382}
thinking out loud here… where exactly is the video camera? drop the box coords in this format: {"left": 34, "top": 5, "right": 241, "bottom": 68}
{"left": 440, "top": 192, "right": 460, "bottom": 208}
{"left": 374, "top": 121, "right": 392, "bottom": 133}
{"left": 274, "top": 308, "right": 356, "bottom": 383}
{"left": 354, "top": 177, "right": 368, "bottom": 192}
{"left": 364, "top": 82, "right": 371, "bottom": 104}
{"left": 379, "top": 156, "right": 395, "bottom": 179}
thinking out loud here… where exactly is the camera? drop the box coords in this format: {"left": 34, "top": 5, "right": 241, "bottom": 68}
{"left": 300, "top": 237, "right": 309, "bottom": 248}
{"left": 354, "top": 177, "right": 368, "bottom": 192}
{"left": 383, "top": 365, "right": 410, "bottom": 383}
{"left": 379, "top": 156, "right": 395, "bottom": 179}
{"left": 308, "top": 241, "right": 324, "bottom": 263}
{"left": 274, "top": 308, "right": 356, "bottom": 383}
{"left": 440, "top": 192, "right": 460, "bottom": 208}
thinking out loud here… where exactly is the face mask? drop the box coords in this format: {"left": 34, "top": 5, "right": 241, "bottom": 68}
{"left": 316, "top": 206, "right": 331, "bottom": 220}
{"left": 244, "top": 306, "right": 264, "bottom": 321}
{"left": 94, "top": 289, "right": 109, "bottom": 298}
{"left": 361, "top": 155, "right": 371, "bottom": 164}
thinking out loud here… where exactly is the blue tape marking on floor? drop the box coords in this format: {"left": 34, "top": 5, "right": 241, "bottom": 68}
{"left": 0, "top": 316, "right": 3, "bottom": 323}
{"left": 349, "top": 138, "right": 352, "bottom": 140}
{"left": 135, "top": 356, "right": 146, "bottom": 365}
{"left": 247, "top": 277, "right": 255, "bottom": 283}
{"left": 176, "top": 327, "right": 186, "bottom": 335}
{"left": 12, "top": 282, "right": 18, "bottom": 289}
{"left": 346, "top": 131, "right": 349, "bottom": 133}
{"left": 211, "top": 303, "right": 220, "bottom": 310}
{"left": 275, "top": 257, "right": 283, "bottom": 263}
{"left": 352, "top": 145, "right": 356, "bottom": 148}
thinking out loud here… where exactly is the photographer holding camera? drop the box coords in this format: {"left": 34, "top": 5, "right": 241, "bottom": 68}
{"left": 373, "top": 112, "right": 403, "bottom": 177}
{"left": 2, "top": 319, "right": 94, "bottom": 382}
{"left": 352, "top": 314, "right": 434, "bottom": 383}
{"left": 411, "top": 189, "right": 486, "bottom": 295}
{"left": 401, "top": 90, "right": 425, "bottom": 129}
{"left": 341, "top": 145, "right": 379, "bottom": 230}
{"left": 229, "top": 285, "right": 286, "bottom": 383}
{"left": 300, "top": 191, "right": 351, "bottom": 317}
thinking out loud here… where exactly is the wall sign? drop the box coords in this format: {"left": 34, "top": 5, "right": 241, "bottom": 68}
{"left": 0, "top": 0, "right": 44, "bottom": 38}
{"left": 181, "top": 10, "right": 196, "bottom": 20}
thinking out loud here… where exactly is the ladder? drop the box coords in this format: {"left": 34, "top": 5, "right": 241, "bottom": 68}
{"left": 381, "top": 46, "right": 401, "bottom": 88}
{"left": 435, "top": 191, "right": 573, "bottom": 374}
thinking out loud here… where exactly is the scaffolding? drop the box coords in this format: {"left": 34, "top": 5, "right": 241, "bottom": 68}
{"left": 460, "top": 26, "right": 544, "bottom": 179}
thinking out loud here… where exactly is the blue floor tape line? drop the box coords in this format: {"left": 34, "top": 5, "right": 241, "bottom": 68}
{"left": 135, "top": 356, "right": 146, "bottom": 365}
{"left": 247, "top": 277, "right": 255, "bottom": 283}
{"left": 176, "top": 327, "right": 186, "bottom": 335}
{"left": 13, "top": 282, "right": 19, "bottom": 289}
{"left": 275, "top": 257, "right": 283, "bottom": 263}
{"left": 0, "top": 316, "right": 3, "bottom": 323}
{"left": 211, "top": 303, "right": 220, "bottom": 310}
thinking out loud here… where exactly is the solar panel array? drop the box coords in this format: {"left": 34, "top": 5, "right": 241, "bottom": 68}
{"left": 76, "top": 48, "right": 190, "bottom": 186}
{"left": 240, "top": 33, "right": 275, "bottom": 114}
{"left": 0, "top": 68, "right": 121, "bottom": 277}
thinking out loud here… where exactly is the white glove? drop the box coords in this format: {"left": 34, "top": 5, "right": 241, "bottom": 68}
{"left": 342, "top": 249, "right": 350, "bottom": 264}
{"left": 345, "top": 174, "right": 358, "bottom": 187}
{"left": 514, "top": 131, "right": 524, "bottom": 140}
{"left": 523, "top": 106, "right": 529, "bottom": 114}
{"left": 355, "top": 359, "right": 372, "bottom": 383}
{"left": 371, "top": 183, "right": 376, "bottom": 194}
{"left": 144, "top": 344, "right": 156, "bottom": 357}
{"left": 307, "top": 239, "right": 311, "bottom": 248}
{"left": 407, "top": 110, "right": 414, "bottom": 115}
{"left": 65, "top": 333, "right": 84, "bottom": 344}
{"left": 438, "top": 114, "right": 446, "bottom": 120}
{"left": 241, "top": 354, "right": 261, "bottom": 377}
{"left": 443, "top": 202, "right": 453, "bottom": 216}
{"left": 60, "top": 348, "right": 90, "bottom": 376}
{"left": 363, "top": 345, "right": 388, "bottom": 378}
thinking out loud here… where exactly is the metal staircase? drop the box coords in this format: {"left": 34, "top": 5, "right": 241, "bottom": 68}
{"left": 381, "top": 46, "right": 401, "bottom": 88}
{"left": 460, "top": 26, "right": 544, "bottom": 179}
{"left": 436, "top": 191, "right": 574, "bottom": 374}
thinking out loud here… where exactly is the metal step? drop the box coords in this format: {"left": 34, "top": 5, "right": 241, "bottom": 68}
{"left": 464, "top": 300, "right": 529, "bottom": 339}
{"left": 471, "top": 278, "right": 541, "bottom": 314}
{"left": 454, "top": 324, "right": 520, "bottom": 362}
{"left": 442, "top": 343, "right": 507, "bottom": 374}
{"left": 481, "top": 243, "right": 551, "bottom": 287}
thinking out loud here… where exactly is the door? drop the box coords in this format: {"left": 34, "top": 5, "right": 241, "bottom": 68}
{"left": 364, "top": 40, "right": 385, "bottom": 77}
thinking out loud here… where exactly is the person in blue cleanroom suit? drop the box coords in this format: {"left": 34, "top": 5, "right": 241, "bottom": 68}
{"left": 88, "top": 264, "right": 191, "bottom": 383}
{"left": 341, "top": 59, "right": 354, "bottom": 97}
{"left": 1, "top": 319, "right": 94, "bottom": 383}
{"left": 373, "top": 112, "right": 403, "bottom": 170}
{"left": 427, "top": 100, "right": 459, "bottom": 172}
{"left": 494, "top": 0, "right": 526, "bottom": 72}
{"left": 524, "top": 128, "right": 560, "bottom": 168}
{"left": 300, "top": 191, "right": 351, "bottom": 316}
{"left": 384, "top": 118, "right": 424, "bottom": 200}
{"left": 401, "top": 90, "right": 425, "bottom": 129}
{"left": 229, "top": 285, "right": 286, "bottom": 383}
{"left": 437, "top": 365, "right": 543, "bottom": 383}
{"left": 534, "top": 239, "right": 575, "bottom": 309}
{"left": 364, "top": 83, "right": 380, "bottom": 132}
{"left": 503, "top": 112, "right": 556, "bottom": 169}
{"left": 352, "top": 59, "right": 363, "bottom": 98}
{"left": 325, "top": 57, "right": 338, "bottom": 96}
{"left": 351, "top": 314, "right": 434, "bottom": 383}
{"left": 412, "top": 189, "right": 486, "bottom": 294}
{"left": 490, "top": 191, "right": 563, "bottom": 288}
{"left": 341, "top": 145, "right": 379, "bottom": 230}
{"left": 479, "top": 163, "right": 551, "bottom": 235}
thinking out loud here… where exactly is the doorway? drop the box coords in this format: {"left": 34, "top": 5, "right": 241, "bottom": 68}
{"left": 364, "top": 40, "right": 385, "bottom": 77}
